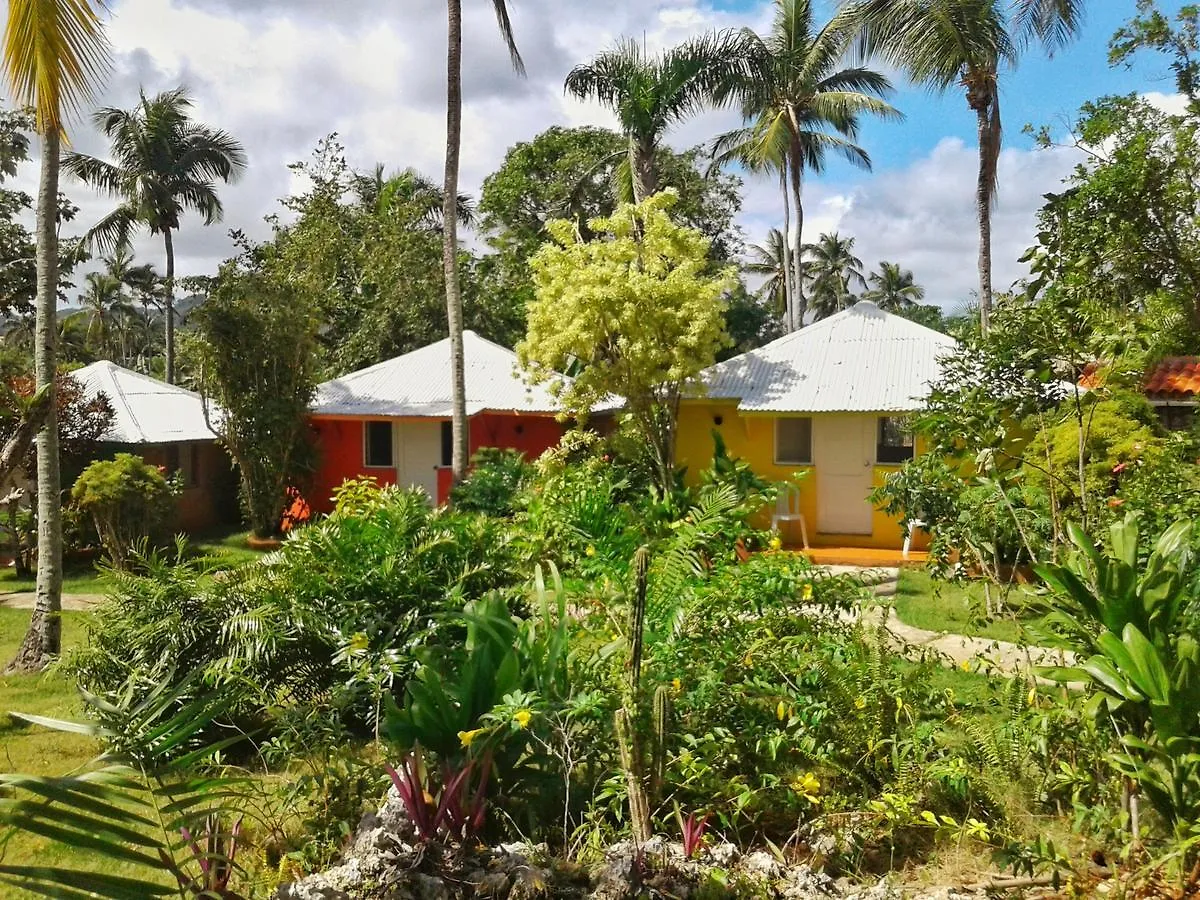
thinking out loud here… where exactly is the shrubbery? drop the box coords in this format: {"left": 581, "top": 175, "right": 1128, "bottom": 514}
{"left": 70, "top": 453, "right": 178, "bottom": 568}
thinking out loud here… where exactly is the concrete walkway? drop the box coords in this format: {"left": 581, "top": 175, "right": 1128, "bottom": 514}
{"left": 820, "top": 565, "right": 1076, "bottom": 678}
{"left": 0, "top": 592, "right": 103, "bottom": 611}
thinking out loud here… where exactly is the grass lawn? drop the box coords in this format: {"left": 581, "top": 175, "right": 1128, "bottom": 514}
{"left": 0, "top": 528, "right": 263, "bottom": 600}
{"left": 892, "top": 569, "right": 1042, "bottom": 644}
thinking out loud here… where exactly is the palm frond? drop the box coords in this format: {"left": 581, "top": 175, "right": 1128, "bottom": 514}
{"left": 2, "top": 0, "right": 111, "bottom": 134}
{"left": 489, "top": 0, "right": 525, "bottom": 76}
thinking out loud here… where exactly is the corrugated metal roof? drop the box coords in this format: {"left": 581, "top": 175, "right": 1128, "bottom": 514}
{"left": 74, "top": 361, "right": 218, "bottom": 444}
{"left": 1145, "top": 356, "right": 1200, "bottom": 400}
{"left": 312, "top": 331, "right": 573, "bottom": 418}
{"left": 703, "top": 300, "right": 957, "bottom": 413}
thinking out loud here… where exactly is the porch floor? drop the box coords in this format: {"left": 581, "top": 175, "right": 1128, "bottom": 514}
{"left": 799, "top": 546, "right": 929, "bottom": 568}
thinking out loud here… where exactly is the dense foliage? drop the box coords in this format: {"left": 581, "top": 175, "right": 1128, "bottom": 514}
{"left": 70, "top": 453, "right": 176, "bottom": 568}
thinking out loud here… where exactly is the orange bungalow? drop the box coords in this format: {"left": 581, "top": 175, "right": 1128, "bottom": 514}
{"left": 308, "top": 331, "right": 582, "bottom": 511}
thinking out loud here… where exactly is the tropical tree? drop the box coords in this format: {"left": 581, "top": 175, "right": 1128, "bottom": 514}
{"left": 62, "top": 86, "right": 246, "bottom": 383}
{"left": 3, "top": 0, "right": 110, "bottom": 673}
{"left": 443, "top": 2, "right": 524, "bottom": 484}
{"left": 74, "top": 270, "right": 121, "bottom": 355}
{"left": 744, "top": 227, "right": 789, "bottom": 316}
{"left": 355, "top": 162, "right": 474, "bottom": 228}
{"left": 714, "top": 0, "right": 899, "bottom": 330}
{"left": 565, "top": 31, "right": 751, "bottom": 203}
{"left": 849, "top": 0, "right": 1085, "bottom": 333}
{"left": 805, "top": 231, "right": 865, "bottom": 319}
{"left": 863, "top": 260, "right": 925, "bottom": 310}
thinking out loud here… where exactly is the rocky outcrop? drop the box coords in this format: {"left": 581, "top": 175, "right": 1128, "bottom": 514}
{"left": 274, "top": 789, "right": 984, "bottom": 900}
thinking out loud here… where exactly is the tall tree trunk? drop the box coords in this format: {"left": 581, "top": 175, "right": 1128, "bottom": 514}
{"left": 789, "top": 155, "right": 807, "bottom": 328}
{"left": 975, "top": 106, "right": 994, "bottom": 336}
{"left": 444, "top": 0, "right": 469, "bottom": 485}
{"left": 780, "top": 173, "right": 794, "bottom": 332}
{"left": 163, "top": 228, "right": 176, "bottom": 383}
{"left": 8, "top": 131, "right": 63, "bottom": 674}
{"left": 630, "top": 138, "right": 657, "bottom": 204}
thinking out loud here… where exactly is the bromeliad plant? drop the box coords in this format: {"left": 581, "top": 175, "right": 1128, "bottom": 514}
{"left": 1034, "top": 515, "right": 1200, "bottom": 863}
{"left": 385, "top": 746, "right": 494, "bottom": 845}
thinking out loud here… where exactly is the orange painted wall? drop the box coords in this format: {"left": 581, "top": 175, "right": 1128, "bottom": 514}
{"left": 309, "top": 413, "right": 566, "bottom": 511}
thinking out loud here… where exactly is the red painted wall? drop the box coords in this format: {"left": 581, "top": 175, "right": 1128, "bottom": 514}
{"left": 310, "top": 413, "right": 566, "bottom": 512}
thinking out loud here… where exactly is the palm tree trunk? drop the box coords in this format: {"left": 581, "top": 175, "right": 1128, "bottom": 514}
{"left": 163, "top": 228, "right": 176, "bottom": 383}
{"left": 444, "top": 0, "right": 469, "bottom": 486}
{"left": 8, "top": 130, "right": 63, "bottom": 673}
{"left": 780, "top": 172, "right": 794, "bottom": 332}
{"left": 975, "top": 106, "right": 994, "bottom": 336}
{"left": 789, "top": 155, "right": 807, "bottom": 328}
{"left": 630, "top": 138, "right": 657, "bottom": 204}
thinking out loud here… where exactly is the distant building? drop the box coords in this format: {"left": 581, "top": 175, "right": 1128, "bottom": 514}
{"left": 74, "top": 361, "right": 238, "bottom": 532}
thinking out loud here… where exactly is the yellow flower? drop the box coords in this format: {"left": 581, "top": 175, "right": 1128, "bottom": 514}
{"left": 672, "top": 677, "right": 682, "bottom": 693}
{"left": 458, "top": 728, "right": 484, "bottom": 748}
{"left": 742, "top": 651, "right": 753, "bottom": 667}
{"left": 776, "top": 700, "right": 788, "bottom": 721}
{"left": 960, "top": 659, "right": 971, "bottom": 672}
{"left": 348, "top": 632, "right": 370, "bottom": 653}
{"left": 768, "top": 535, "right": 782, "bottom": 551}
{"left": 422, "top": 790, "right": 436, "bottom": 807}
{"left": 854, "top": 695, "right": 867, "bottom": 710}
{"left": 513, "top": 709, "right": 533, "bottom": 729}
{"left": 801, "top": 583, "right": 814, "bottom": 601}
{"left": 1027, "top": 686, "right": 1038, "bottom": 708}
{"left": 790, "top": 772, "right": 821, "bottom": 804}
{"left": 585, "top": 545, "right": 596, "bottom": 557}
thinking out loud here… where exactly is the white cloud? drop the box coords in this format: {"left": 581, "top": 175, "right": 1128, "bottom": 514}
{"left": 10, "top": 0, "right": 1086, "bottom": 313}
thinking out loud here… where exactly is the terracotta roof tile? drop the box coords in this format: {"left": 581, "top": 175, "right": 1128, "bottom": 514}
{"left": 1145, "top": 356, "right": 1200, "bottom": 400}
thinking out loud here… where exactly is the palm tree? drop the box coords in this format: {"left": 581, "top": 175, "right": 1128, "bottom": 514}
{"left": 713, "top": 0, "right": 900, "bottom": 330}
{"left": 864, "top": 260, "right": 925, "bottom": 310}
{"left": 565, "top": 31, "right": 751, "bottom": 203}
{"left": 355, "top": 163, "right": 475, "bottom": 229}
{"left": 2, "top": 0, "right": 110, "bottom": 673}
{"left": 848, "top": 0, "right": 1084, "bottom": 333}
{"left": 76, "top": 270, "right": 122, "bottom": 355}
{"left": 745, "top": 227, "right": 789, "bottom": 316}
{"left": 804, "top": 231, "right": 865, "bottom": 320}
{"left": 444, "top": 1, "right": 523, "bottom": 483}
{"left": 62, "top": 86, "right": 246, "bottom": 382}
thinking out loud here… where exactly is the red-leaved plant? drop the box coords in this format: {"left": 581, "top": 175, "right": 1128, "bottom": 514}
{"left": 385, "top": 746, "right": 494, "bottom": 844}
{"left": 159, "top": 813, "right": 246, "bottom": 898}
{"left": 676, "top": 807, "right": 711, "bottom": 859}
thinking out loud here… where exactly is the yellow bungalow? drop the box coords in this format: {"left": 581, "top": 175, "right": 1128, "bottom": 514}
{"left": 676, "top": 300, "right": 956, "bottom": 551}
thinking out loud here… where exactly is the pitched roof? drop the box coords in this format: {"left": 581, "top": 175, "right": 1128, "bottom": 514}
{"left": 73, "top": 361, "right": 217, "bottom": 444}
{"left": 1145, "top": 356, "right": 1200, "bottom": 401}
{"left": 312, "top": 330, "right": 573, "bottom": 418}
{"left": 702, "top": 300, "right": 957, "bottom": 413}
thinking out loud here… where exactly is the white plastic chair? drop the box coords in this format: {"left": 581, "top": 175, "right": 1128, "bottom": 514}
{"left": 771, "top": 483, "right": 809, "bottom": 550}
{"left": 902, "top": 519, "right": 928, "bottom": 559}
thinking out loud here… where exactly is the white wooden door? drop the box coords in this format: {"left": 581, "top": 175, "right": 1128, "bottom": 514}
{"left": 395, "top": 421, "right": 441, "bottom": 503}
{"left": 814, "top": 415, "right": 875, "bottom": 535}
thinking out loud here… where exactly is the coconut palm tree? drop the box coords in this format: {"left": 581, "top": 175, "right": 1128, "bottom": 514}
{"left": 355, "top": 163, "right": 475, "bottom": 229}
{"left": 62, "top": 86, "right": 246, "bottom": 383}
{"left": 848, "top": 0, "right": 1084, "bottom": 333}
{"left": 864, "top": 260, "right": 925, "bottom": 310}
{"left": 713, "top": 0, "right": 899, "bottom": 331}
{"left": 75, "top": 270, "right": 122, "bottom": 355}
{"left": 444, "top": 1, "right": 524, "bottom": 483}
{"left": 3, "top": 0, "right": 110, "bottom": 673}
{"left": 566, "top": 31, "right": 752, "bottom": 203}
{"left": 804, "top": 231, "right": 865, "bottom": 320}
{"left": 745, "top": 228, "right": 790, "bottom": 316}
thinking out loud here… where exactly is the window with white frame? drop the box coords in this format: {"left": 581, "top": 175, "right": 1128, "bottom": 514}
{"left": 774, "top": 417, "right": 813, "bottom": 465}
{"left": 876, "top": 416, "right": 914, "bottom": 463}
{"left": 364, "top": 421, "right": 394, "bottom": 468}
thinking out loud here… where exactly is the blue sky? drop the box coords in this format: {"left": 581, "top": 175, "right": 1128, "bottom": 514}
{"left": 44, "top": 0, "right": 1190, "bottom": 311}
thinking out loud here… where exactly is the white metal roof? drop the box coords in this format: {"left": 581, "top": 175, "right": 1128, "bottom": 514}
{"left": 702, "top": 300, "right": 957, "bottom": 413}
{"left": 73, "top": 361, "right": 218, "bottom": 444}
{"left": 312, "top": 331, "right": 573, "bottom": 418}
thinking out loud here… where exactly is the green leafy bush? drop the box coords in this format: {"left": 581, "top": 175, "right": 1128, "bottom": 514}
{"left": 69, "top": 481, "right": 523, "bottom": 742}
{"left": 449, "top": 447, "right": 533, "bottom": 517}
{"left": 70, "top": 453, "right": 178, "bottom": 568}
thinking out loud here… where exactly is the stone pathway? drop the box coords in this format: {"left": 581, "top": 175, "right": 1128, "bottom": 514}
{"left": 819, "top": 565, "right": 1076, "bottom": 678}
{"left": 0, "top": 592, "right": 103, "bottom": 611}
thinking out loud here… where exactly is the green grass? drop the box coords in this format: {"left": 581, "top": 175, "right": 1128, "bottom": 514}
{"left": 0, "top": 528, "right": 263, "bottom": 601}
{"left": 892, "top": 569, "right": 1041, "bottom": 644}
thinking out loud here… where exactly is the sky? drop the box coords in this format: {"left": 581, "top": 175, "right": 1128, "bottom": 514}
{"left": 16, "top": 0, "right": 1186, "bottom": 313}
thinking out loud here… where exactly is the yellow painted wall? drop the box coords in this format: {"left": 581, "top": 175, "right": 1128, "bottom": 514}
{"left": 675, "top": 401, "right": 930, "bottom": 551}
